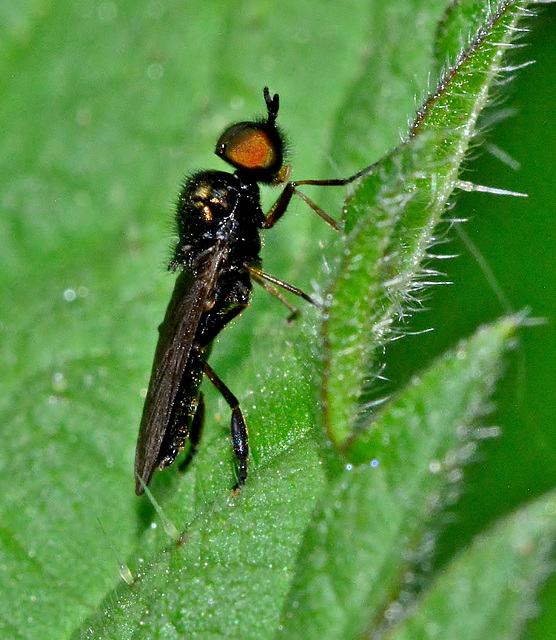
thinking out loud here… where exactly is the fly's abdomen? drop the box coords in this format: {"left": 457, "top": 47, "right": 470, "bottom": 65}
{"left": 157, "top": 345, "right": 205, "bottom": 469}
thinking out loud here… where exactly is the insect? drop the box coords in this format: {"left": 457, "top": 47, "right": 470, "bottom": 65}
{"left": 135, "top": 87, "right": 364, "bottom": 495}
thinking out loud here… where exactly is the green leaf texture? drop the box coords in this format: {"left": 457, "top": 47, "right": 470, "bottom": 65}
{"left": 322, "top": 0, "right": 534, "bottom": 446}
{"left": 278, "top": 316, "right": 525, "bottom": 640}
{"left": 0, "top": 1, "right": 553, "bottom": 639}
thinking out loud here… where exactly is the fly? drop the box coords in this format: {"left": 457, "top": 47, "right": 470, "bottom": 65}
{"left": 134, "top": 87, "right": 367, "bottom": 494}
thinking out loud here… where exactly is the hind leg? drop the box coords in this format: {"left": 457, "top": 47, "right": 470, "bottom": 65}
{"left": 178, "top": 392, "right": 205, "bottom": 473}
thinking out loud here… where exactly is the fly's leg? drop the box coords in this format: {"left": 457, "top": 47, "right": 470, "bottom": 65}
{"left": 264, "top": 180, "right": 341, "bottom": 229}
{"left": 203, "top": 360, "right": 249, "bottom": 491}
{"left": 197, "top": 277, "right": 250, "bottom": 348}
{"left": 178, "top": 392, "right": 205, "bottom": 473}
{"left": 197, "top": 301, "right": 247, "bottom": 348}
{"left": 264, "top": 161, "right": 380, "bottom": 230}
{"left": 247, "top": 265, "right": 319, "bottom": 322}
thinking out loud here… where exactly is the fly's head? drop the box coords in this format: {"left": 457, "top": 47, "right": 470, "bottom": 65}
{"left": 215, "top": 87, "right": 289, "bottom": 185}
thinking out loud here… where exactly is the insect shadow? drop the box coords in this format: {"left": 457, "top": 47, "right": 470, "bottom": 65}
{"left": 135, "top": 87, "right": 370, "bottom": 495}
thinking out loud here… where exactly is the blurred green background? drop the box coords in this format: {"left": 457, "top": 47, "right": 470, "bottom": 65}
{"left": 0, "top": 1, "right": 553, "bottom": 637}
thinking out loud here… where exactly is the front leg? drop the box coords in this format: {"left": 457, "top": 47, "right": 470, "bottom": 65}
{"left": 264, "top": 179, "right": 346, "bottom": 230}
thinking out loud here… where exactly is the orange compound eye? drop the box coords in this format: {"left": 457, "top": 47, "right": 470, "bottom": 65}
{"left": 216, "top": 121, "right": 283, "bottom": 178}
{"left": 225, "top": 127, "right": 275, "bottom": 170}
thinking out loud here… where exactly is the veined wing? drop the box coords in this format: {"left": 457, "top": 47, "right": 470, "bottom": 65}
{"left": 134, "top": 245, "right": 224, "bottom": 493}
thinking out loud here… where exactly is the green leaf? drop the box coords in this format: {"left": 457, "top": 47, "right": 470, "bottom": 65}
{"left": 322, "top": 0, "right": 533, "bottom": 446}
{"left": 278, "top": 316, "right": 522, "bottom": 640}
{"left": 74, "top": 322, "right": 328, "bottom": 638}
{"left": 0, "top": 1, "right": 554, "bottom": 639}
{"left": 387, "top": 490, "right": 556, "bottom": 640}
